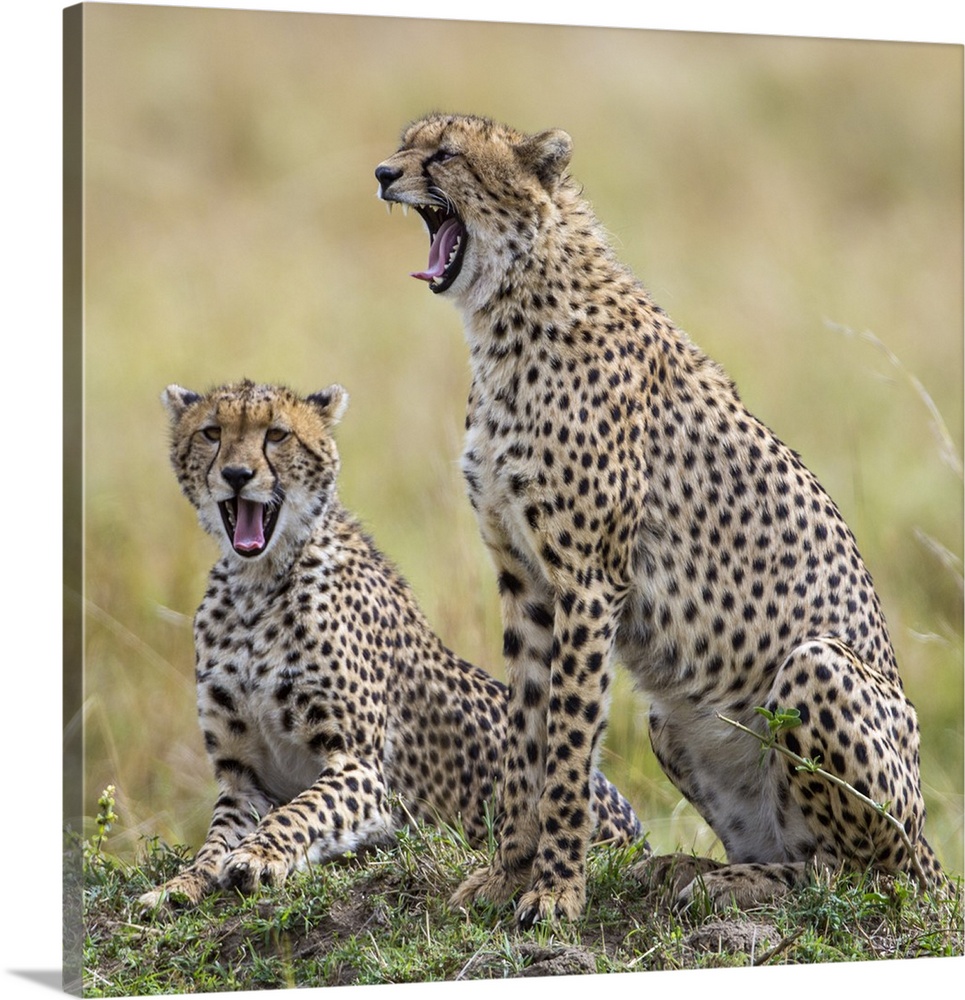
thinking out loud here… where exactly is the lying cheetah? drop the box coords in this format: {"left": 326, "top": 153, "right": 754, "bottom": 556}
{"left": 138, "top": 379, "right": 641, "bottom": 910}
{"left": 375, "top": 113, "right": 944, "bottom": 925}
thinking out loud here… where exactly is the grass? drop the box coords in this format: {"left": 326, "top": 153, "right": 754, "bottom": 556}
{"left": 72, "top": 6, "right": 963, "bottom": 988}
{"left": 79, "top": 814, "right": 962, "bottom": 994}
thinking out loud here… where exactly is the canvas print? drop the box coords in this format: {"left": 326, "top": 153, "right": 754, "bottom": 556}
{"left": 66, "top": 3, "right": 963, "bottom": 994}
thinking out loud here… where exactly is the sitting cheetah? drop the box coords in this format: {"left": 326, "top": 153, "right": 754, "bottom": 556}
{"left": 138, "top": 379, "right": 641, "bottom": 911}
{"left": 375, "top": 113, "right": 944, "bottom": 925}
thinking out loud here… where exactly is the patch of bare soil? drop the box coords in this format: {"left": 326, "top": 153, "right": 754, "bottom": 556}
{"left": 516, "top": 942, "right": 599, "bottom": 977}
{"left": 684, "top": 916, "right": 781, "bottom": 964}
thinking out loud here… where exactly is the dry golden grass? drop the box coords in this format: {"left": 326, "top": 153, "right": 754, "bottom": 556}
{"left": 78, "top": 7, "right": 963, "bottom": 873}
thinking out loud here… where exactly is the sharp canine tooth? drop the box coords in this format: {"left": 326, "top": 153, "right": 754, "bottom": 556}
{"left": 402, "top": 204, "right": 409, "bottom": 216}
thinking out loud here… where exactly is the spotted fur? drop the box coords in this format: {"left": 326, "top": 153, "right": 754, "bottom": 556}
{"left": 138, "top": 379, "right": 642, "bottom": 911}
{"left": 376, "top": 113, "right": 943, "bottom": 925}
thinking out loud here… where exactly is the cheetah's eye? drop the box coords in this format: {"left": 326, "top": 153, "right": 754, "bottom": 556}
{"left": 265, "top": 428, "right": 289, "bottom": 444}
{"left": 428, "top": 148, "right": 458, "bottom": 166}
{"left": 201, "top": 426, "right": 221, "bottom": 442}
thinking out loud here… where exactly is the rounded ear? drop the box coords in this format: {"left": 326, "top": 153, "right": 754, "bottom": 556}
{"left": 306, "top": 384, "right": 349, "bottom": 426}
{"left": 515, "top": 128, "right": 573, "bottom": 189}
{"left": 162, "top": 384, "right": 200, "bottom": 422}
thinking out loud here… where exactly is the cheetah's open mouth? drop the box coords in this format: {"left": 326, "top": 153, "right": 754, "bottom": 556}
{"left": 218, "top": 497, "right": 280, "bottom": 558}
{"left": 410, "top": 205, "right": 467, "bottom": 293}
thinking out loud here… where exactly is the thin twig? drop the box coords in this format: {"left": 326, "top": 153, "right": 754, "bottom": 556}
{"left": 455, "top": 944, "right": 488, "bottom": 980}
{"left": 751, "top": 926, "right": 806, "bottom": 966}
{"left": 827, "top": 321, "right": 963, "bottom": 481}
{"left": 913, "top": 528, "right": 964, "bottom": 594}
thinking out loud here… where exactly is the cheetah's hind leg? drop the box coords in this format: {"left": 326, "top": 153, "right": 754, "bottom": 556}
{"left": 631, "top": 854, "right": 810, "bottom": 911}
{"left": 630, "top": 852, "right": 723, "bottom": 898}
{"left": 631, "top": 635, "right": 941, "bottom": 912}
{"left": 765, "top": 637, "right": 936, "bottom": 885}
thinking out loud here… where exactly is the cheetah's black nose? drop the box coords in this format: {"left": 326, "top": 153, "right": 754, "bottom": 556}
{"left": 222, "top": 466, "right": 254, "bottom": 493}
{"left": 375, "top": 164, "right": 402, "bottom": 192}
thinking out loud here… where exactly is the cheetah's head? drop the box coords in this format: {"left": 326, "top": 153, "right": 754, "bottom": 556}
{"left": 162, "top": 380, "right": 348, "bottom": 566}
{"left": 375, "top": 113, "right": 573, "bottom": 303}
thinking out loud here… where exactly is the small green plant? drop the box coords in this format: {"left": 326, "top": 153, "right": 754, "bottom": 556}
{"left": 751, "top": 707, "right": 802, "bottom": 763}
{"left": 754, "top": 706, "right": 802, "bottom": 739}
{"left": 85, "top": 784, "right": 119, "bottom": 861}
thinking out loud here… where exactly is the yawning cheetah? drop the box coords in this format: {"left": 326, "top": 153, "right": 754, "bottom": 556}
{"left": 376, "top": 112, "right": 943, "bottom": 925}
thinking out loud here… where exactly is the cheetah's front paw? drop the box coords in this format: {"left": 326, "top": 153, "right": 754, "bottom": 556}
{"left": 515, "top": 877, "right": 586, "bottom": 927}
{"left": 450, "top": 860, "right": 530, "bottom": 912}
{"left": 220, "top": 845, "right": 292, "bottom": 893}
{"left": 138, "top": 869, "right": 215, "bottom": 914}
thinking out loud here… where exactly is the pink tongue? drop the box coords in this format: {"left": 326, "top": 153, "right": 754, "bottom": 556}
{"left": 234, "top": 498, "right": 266, "bottom": 552}
{"left": 411, "top": 218, "right": 461, "bottom": 281}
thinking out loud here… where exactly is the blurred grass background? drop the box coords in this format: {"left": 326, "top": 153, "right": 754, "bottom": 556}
{"left": 79, "top": 5, "right": 963, "bottom": 874}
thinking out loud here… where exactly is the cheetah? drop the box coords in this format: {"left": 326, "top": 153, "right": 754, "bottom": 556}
{"left": 375, "top": 113, "right": 944, "bottom": 925}
{"left": 138, "top": 379, "right": 641, "bottom": 911}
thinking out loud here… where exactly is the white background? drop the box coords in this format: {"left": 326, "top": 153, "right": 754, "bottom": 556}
{"left": 0, "top": 2, "right": 961, "bottom": 999}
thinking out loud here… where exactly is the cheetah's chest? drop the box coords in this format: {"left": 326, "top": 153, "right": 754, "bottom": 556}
{"left": 460, "top": 412, "right": 545, "bottom": 564}
{"left": 194, "top": 578, "right": 352, "bottom": 802}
